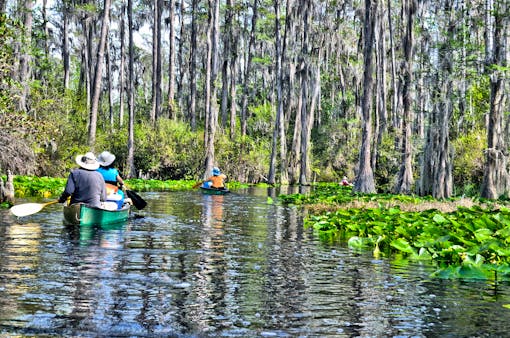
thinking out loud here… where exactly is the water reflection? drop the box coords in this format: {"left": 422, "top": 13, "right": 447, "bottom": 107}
{"left": 64, "top": 222, "right": 127, "bottom": 249}
{"left": 1, "top": 190, "right": 510, "bottom": 337}
{"left": 0, "top": 222, "right": 43, "bottom": 325}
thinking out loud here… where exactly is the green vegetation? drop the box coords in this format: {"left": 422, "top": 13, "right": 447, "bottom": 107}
{"left": 11, "top": 176, "right": 66, "bottom": 198}
{"left": 3, "top": 175, "right": 247, "bottom": 200}
{"left": 280, "top": 183, "right": 510, "bottom": 280}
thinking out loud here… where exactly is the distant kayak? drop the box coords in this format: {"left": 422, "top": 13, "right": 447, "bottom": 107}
{"left": 199, "top": 187, "right": 231, "bottom": 195}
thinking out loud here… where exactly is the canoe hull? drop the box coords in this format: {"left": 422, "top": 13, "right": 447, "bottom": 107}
{"left": 200, "top": 187, "right": 230, "bottom": 195}
{"left": 63, "top": 203, "right": 130, "bottom": 226}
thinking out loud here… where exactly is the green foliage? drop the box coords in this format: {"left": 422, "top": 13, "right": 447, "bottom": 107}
{"left": 0, "top": 14, "right": 19, "bottom": 114}
{"left": 247, "top": 102, "right": 274, "bottom": 138}
{"left": 453, "top": 78, "right": 490, "bottom": 135}
{"left": 125, "top": 178, "right": 196, "bottom": 191}
{"left": 12, "top": 175, "right": 66, "bottom": 197}
{"left": 453, "top": 130, "right": 485, "bottom": 196}
{"left": 311, "top": 116, "right": 360, "bottom": 182}
{"left": 215, "top": 133, "right": 271, "bottom": 183}
{"left": 96, "top": 119, "right": 204, "bottom": 180}
{"left": 373, "top": 133, "right": 400, "bottom": 192}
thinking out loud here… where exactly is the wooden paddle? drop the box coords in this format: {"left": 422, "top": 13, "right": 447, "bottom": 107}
{"left": 126, "top": 189, "right": 147, "bottom": 210}
{"left": 192, "top": 181, "right": 204, "bottom": 189}
{"left": 10, "top": 200, "right": 59, "bottom": 217}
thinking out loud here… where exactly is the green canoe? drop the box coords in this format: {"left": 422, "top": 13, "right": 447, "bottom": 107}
{"left": 200, "top": 187, "right": 231, "bottom": 195}
{"left": 63, "top": 203, "right": 130, "bottom": 226}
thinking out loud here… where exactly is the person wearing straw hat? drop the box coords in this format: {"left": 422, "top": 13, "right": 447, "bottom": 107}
{"left": 58, "top": 152, "right": 107, "bottom": 208}
{"left": 96, "top": 151, "right": 126, "bottom": 209}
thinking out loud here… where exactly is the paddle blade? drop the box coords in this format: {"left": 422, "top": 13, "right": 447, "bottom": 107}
{"left": 10, "top": 203, "right": 46, "bottom": 217}
{"left": 126, "top": 190, "right": 147, "bottom": 210}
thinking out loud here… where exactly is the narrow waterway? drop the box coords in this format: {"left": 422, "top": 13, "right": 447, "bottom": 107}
{"left": 1, "top": 187, "right": 510, "bottom": 337}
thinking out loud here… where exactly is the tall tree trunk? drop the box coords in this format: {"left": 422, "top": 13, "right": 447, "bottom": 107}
{"left": 393, "top": 0, "right": 415, "bottom": 194}
{"left": 177, "top": 1, "right": 185, "bottom": 118}
{"left": 189, "top": 0, "right": 198, "bottom": 131}
{"left": 387, "top": 0, "right": 398, "bottom": 129}
{"left": 353, "top": 0, "right": 377, "bottom": 193}
{"left": 481, "top": 0, "right": 509, "bottom": 199}
{"left": 167, "top": 0, "right": 176, "bottom": 119}
{"left": 62, "top": 3, "right": 70, "bottom": 90}
{"left": 106, "top": 35, "right": 114, "bottom": 127}
{"left": 288, "top": 65, "right": 302, "bottom": 185}
{"left": 228, "top": 0, "right": 238, "bottom": 138}
{"left": 300, "top": 59, "right": 320, "bottom": 186}
{"left": 42, "top": 0, "right": 49, "bottom": 59}
{"left": 204, "top": 0, "right": 220, "bottom": 177}
{"left": 229, "top": 43, "right": 237, "bottom": 138}
{"left": 127, "top": 0, "right": 136, "bottom": 177}
{"left": 150, "top": 0, "right": 162, "bottom": 124}
{"left": 220, "top": 0, "right": 233, "bottom": 128}
{"left": 78, "top": 17, "right": 93, "bottom": 110}
{"left": 17, "top": 0, "right": 34, "bottom": 113}
{"left": 85, "top": 19, "right": 93, "bottom": 111}
{"left": 88, "top": 0, "right": 111, "bottom": 147}
{"left": 373, "top": 3, "right": 387, "bottom": 171}
{"left": 269, "top": 0, "right": 287, "bottom": 185}
{"left": 418, "top": 1, "right": 455, "bottom": 199}
{"left": 119, "top": 2, "right": 126, "bottom": 126}
{"left": 278, "top": 0, "right": 291, "bottom": 184}
{"left": 240, "top": 0, "right": 258, "bottom": 137}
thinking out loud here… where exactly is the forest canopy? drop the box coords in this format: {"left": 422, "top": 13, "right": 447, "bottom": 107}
{"left": 0, "top": 0, "right": 508, "bottom": 199}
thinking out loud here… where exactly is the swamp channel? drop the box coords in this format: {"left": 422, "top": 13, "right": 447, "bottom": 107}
{"left": 1, "top": 187, "right": 510, "bottom": 337}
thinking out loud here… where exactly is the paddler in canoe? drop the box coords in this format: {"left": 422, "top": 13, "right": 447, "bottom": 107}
{"left": 195, "top": 167, "right": 230, "bottom": 194}
{"left": 58, "top": 151, "right": 107, "bottom": 208}
{"left": 96, "top": 150, "right": 127, "bottom": 209}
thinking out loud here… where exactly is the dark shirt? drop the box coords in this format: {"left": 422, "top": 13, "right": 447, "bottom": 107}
{"left": 59, "top": 168, "right": 106, "bottom": 208}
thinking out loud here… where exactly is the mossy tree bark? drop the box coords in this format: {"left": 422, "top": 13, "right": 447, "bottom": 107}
{"left": 480, "top": 0, "right": 509, "bottom": 199}
{"left": 354, "top": 0, "right": 377, "bottom": 194}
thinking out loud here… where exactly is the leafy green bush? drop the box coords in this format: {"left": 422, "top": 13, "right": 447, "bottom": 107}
{"left": 453, "top": 131, "right": 485, "bottom": 196}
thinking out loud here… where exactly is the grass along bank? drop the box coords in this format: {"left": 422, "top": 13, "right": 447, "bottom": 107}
{"left": 2, "top": 175, "right": 247, "bottom": 204}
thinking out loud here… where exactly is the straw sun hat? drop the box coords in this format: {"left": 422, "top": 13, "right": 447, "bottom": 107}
{"left": 75, "top": 152, "right": 100, "bottom": 170}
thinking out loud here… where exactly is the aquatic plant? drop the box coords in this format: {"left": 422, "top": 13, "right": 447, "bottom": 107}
{"left": 12, "top": 176, "right": 66, "bottom": 198}
{"left": 280, "top": 183, "right": 510, "bottom": 280}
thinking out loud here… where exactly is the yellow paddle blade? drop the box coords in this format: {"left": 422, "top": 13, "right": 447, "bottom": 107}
{"left": 10, "top": 200, "right": 59, "bottom": 217}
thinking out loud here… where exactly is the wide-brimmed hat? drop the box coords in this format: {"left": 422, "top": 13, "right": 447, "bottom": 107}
{"left": 212, "top": 167, "right": 221, "bottom": 176}
{"left": 97, "top": 151, "right": 116, "bottom": 166}
{"left": 75, "top": 152, "right": 100, "bottom": 170}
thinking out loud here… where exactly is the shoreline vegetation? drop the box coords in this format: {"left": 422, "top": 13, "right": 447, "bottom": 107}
{"left": 5, "top": 176, "right": 510, "bottom": 280}
{"left": 0, "top": 175, "right": 249, "bottom": 206}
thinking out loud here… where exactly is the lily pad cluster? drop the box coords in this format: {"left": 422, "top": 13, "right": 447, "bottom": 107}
{"left": 279, "top": 183, "right": 510, "bottom": 280}
{"left": 310, "top": 206, "right": 510, "bottom": 279}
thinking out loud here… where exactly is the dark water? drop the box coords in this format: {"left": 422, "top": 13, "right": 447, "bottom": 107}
{"left": 1, "top": 187, "right": 510, "bottom": 337}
